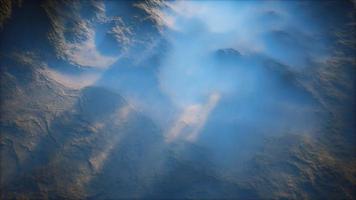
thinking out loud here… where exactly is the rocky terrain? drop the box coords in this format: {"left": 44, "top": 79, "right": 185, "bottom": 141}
{"left": 0, "top": 0, "right": 355, "bottom": 199}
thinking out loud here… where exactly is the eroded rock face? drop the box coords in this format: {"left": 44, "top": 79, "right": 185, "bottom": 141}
{"left": 0, "top": 0, "right": 355, "bottom": 199}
